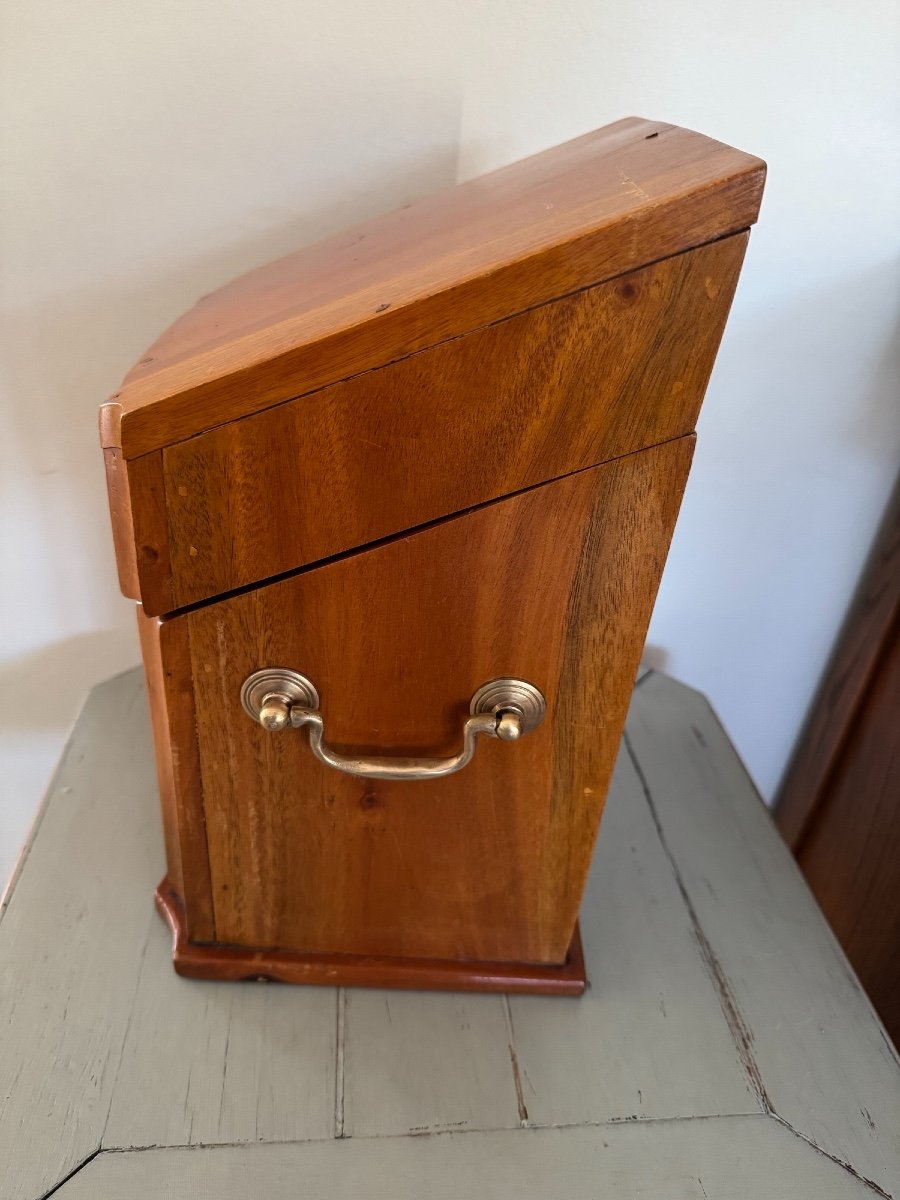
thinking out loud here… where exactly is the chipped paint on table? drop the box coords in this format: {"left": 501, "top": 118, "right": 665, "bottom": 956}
{"left": 0, "top": 668, "right": 897, "bottom": 1198}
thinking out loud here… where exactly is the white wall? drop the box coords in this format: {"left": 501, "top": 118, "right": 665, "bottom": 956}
{"left": 2, "top": 0, "right": 898, "bottom": 884}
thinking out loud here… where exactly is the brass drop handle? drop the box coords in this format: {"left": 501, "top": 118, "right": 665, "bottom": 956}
{"left": 240, "top": 670, "right": 545, "bottom": 781}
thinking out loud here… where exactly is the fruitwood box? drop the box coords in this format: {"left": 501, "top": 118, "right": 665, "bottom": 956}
{"left": 100, "top": 117, "right": 765, "bottom": 994}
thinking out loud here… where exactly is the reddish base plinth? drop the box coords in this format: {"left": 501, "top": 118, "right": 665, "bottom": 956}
{"left": 155, "top": 878, "right": 587, "bottom": 995}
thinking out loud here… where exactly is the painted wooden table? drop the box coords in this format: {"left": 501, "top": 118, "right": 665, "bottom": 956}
{"left": 2, "top": 668, "right": 898, "bottom": 1199}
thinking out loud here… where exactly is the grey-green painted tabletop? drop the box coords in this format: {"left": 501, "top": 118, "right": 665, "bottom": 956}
{"left": 1, "top": 667, "right": 897, "bottom": 1198}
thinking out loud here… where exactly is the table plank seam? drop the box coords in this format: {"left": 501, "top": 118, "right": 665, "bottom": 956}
{"left": 628, "top": 681, "right": 900, "bottom": 1195}
{"left": 771, "top": 1114, "right": 893, "bottom": 1199}
{"left": 686, "top": 686, "right": 897, "bottom": 1080}
{"left": 99, "top": 912, "right": 159, "bottom": 1153}
{"left": 86, "top": 1109, "right": 775, "bottom": 1157}
{"left": 697, "top": 692, "right": 900, "bottom": 1073}
{"left": 334, "top": 988, "right": 347, "bottom": 1138}
{"left": 35, "top": 1148, "right": 102, "bottom": 1200}
{"left": 502, "top": 995, "right": 530, "bottom": 1126}
{"left": 622, "top": 729, "right": 771, "bottom": 1114}
{"left": 45, "top": 1114, "right": 883, "bottom": 1198}
{"left": 8, "top": 669, "right": 896, "bottom": 1198}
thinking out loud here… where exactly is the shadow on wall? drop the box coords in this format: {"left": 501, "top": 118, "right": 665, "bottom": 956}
{"left": 647, "top": 249, "right": 900, "bottom": 800}
{"left": 641, "top": 644, "right": 671, "bottom": 674}
{"left": 0, "top": 629, "right": 142, "bottom": 732}
{"left": 1, "top": 142, "right": 462, "bottom": 620}
{"left": 0, "top": 144, "right": 463, "bottom": 749}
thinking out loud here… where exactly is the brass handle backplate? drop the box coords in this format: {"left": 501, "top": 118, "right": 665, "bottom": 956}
{"left": 240, "top": 669, "right": 545, "bottom": 781}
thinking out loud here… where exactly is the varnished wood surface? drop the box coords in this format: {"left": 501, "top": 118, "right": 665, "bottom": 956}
{"left": 137, "top": 610, "right": 215, "bottom": 941}
{"left": 156, "top": 882, "right": 586, "bottom": 994}
{"left": 2, "top": 668, "right": 896, "bottom": 1198}
{"left": 126, "top": 450, "right": 174, "bottom": 614}
{"left": 149, "top": 236, "right": 745, "bottom": 612}
{"left": 177, "top": 439, "right": 693, "bottom": 965}
{"left": 797, "top": 625, "right": 900, "bottom": 1044}
{"left": 100, "top": 118, "right": 764, "bottom": 459}
{"left": 101, "top": 448, "right": 140, "bottom": 598}
{"left": 777, "top": 474, "right": 900, "bottom": 847}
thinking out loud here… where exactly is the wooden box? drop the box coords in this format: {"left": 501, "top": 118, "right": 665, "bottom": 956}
{"left": 100, "top": 117, "right": 765, "bottom": 994}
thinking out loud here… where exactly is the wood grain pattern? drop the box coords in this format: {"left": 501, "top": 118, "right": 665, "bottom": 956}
{"left": 797, "top": 625, "right": 900, "bottom": 1045}
{"left": 100, "top": 118, "right": 764, "bottom": 459}
{"left": 57, "top": 1117, "right": 876, "bottom": 1198}
{"left": 157, "top": 882, "right": 586, "bottom": 993}
{"left": 137, "top": 610, "right": 215, "bottom": 941}
{"left": 538, "top": 436, "right": 692, "bottom": 951}
{"left": 125, "top": 450, "right": 174, "bottom": 610}
{"left": 340, "top": 988, "right": 520, "bottom": 1137}
{"left": 101, "top": 447, "right": 140, "bottom": 598}
{"left": 178, "top": 438, "right": 693, "bottom": 966}
{"left": 628, "top": 671, "right": 900, "bottom": 1195}
{"left": 103, "top": 908, "right": 337, "bottom": 1151}
{"left": 157, "top": 236, "right": 744, "bottom": 612}
{"left": 2, "top": 668, "right": 896, "bottom": 1199}
{"left": 342, "top": 742, "right": 756, "bottom": 1141}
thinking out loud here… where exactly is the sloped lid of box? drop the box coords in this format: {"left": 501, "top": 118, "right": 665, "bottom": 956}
{"left": 101, "top": 117, "right": 765, "bottom": 459}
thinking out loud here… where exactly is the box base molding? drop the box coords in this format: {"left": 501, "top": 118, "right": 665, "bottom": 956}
{"left": 155, "top": 878, "right": 587, "bottom": 995}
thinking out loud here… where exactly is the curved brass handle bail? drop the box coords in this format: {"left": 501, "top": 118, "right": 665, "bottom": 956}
{"left": 240, "top": 670, "right": 545, "bottom": 782}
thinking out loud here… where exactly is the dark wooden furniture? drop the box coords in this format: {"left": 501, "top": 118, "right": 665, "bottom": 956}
{"left": 100, "top": 117, "right": 765, "bottom": 992}
{"left": 776, "top": 474, "right": 900, "bottom": 1043}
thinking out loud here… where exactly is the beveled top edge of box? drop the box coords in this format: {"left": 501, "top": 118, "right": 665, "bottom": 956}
{"left": 101, "top": 117, "right": 765, "bottom": 458}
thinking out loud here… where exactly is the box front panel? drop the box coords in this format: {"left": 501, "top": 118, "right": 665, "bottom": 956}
{"left": 179, "top": 437, "right": 693, "bottom": 965}
{"left": 153, "top": 236, "right": 746, "bottom": 612}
